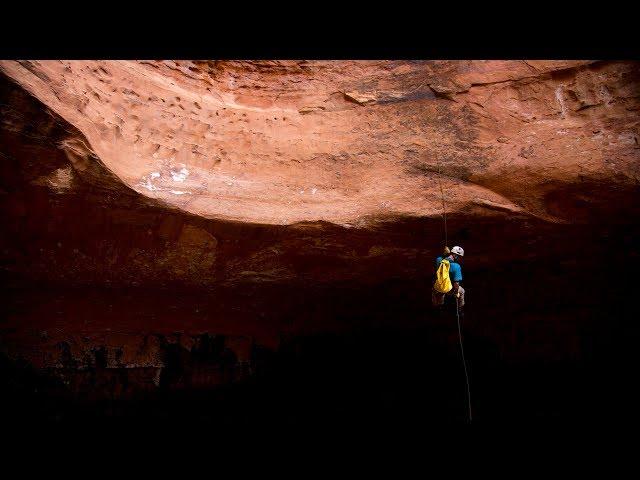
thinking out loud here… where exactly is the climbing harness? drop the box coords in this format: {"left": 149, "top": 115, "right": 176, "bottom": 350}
{"left": 436, "top": 161, "right": 473, "bottom": 423}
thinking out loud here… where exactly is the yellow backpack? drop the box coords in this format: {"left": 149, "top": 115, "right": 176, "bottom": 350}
{"left": 433, "top": 258, "right": 453, "bottom": 293}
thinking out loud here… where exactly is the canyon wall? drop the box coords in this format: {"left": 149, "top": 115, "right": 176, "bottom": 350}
{"left": 0, "top": 60, "right": 639, "bottom": 424}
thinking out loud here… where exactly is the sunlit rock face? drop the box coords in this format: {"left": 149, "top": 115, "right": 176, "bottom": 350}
{"left": 2, "top": 60, "right": 638, "bottom": 226}
{"left": 0, "top": 60, "right": 639, "bottom": 426}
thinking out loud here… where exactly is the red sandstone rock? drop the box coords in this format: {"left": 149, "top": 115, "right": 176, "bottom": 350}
{"left": 2, "top": 60, "right": 637, "bottom": 227}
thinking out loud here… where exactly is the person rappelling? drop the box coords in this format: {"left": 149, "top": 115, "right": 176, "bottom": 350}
{"left": 432, "top": 245, "right": 465, "bottom": 318}
{"left": 432, "top": 161, "right": 472, "bottom": 422}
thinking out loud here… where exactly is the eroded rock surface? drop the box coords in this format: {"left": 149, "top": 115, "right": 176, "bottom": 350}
{"left": 2, "top": 60, "right": 638, "bottom": 227}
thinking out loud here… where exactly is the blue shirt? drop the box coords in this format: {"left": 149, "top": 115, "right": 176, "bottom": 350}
{"left": 435, "top": 256, "right": 462, "bottom": 282}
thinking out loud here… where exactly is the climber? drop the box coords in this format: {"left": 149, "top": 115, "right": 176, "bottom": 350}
{"left": 432, "top": 245, "right": 465, "bottom": 316}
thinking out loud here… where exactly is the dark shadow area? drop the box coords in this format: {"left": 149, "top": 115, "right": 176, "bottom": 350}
{"left": 1, "top": 241, "right": 638, "bottom": 432}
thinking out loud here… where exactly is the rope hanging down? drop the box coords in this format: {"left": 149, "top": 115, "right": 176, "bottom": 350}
{"left": 455, "top": 291, "right": 473, "bottom": 422}
{"left": 436, "top": 161, "right": 472, "bottom": 423}
{"left": 437, "top": 162, "right": 448, "bottom": 248}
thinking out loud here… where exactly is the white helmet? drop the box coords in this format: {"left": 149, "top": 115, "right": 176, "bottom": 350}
{"left": 451, "top": 246, "right": 464, "bottom": 257}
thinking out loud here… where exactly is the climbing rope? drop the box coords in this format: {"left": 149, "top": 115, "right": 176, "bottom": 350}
{"left": 455, "top": 296, "right": 473, "bottom": 422}
{"left": 437, "top": 162, "right": 448, "bottom": 248}
{"left": 436, "top": 160, "right": 473, "bottom": 423}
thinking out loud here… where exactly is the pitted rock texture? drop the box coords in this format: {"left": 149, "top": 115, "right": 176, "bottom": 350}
{"left": 1, "top": 60, "right": 638, "bottom": 227}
